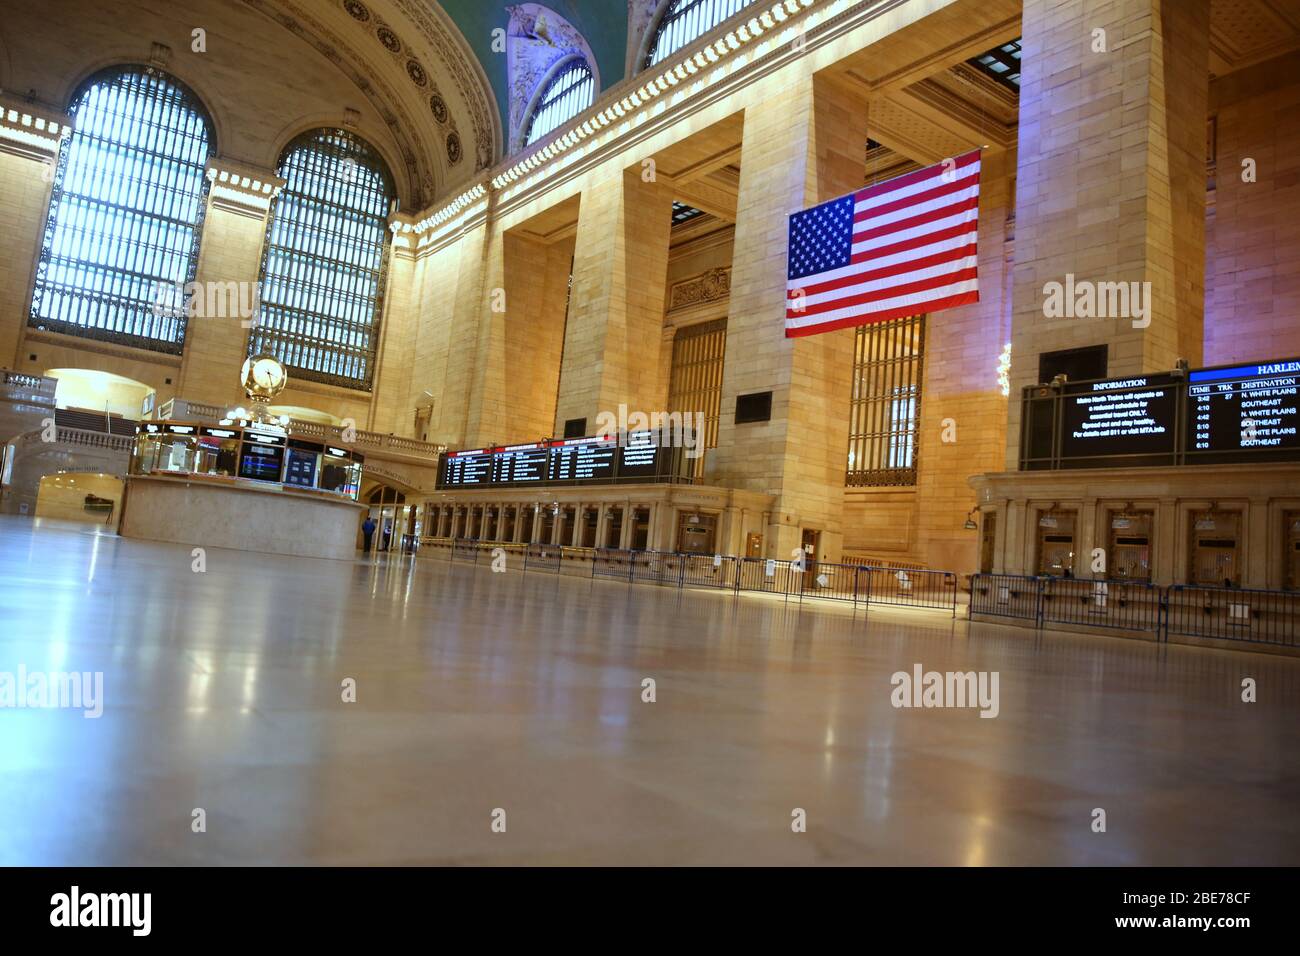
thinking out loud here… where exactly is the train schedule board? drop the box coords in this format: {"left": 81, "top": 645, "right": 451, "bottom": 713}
{"left": 548, "top": 435, "right": 618, "bottom": 482}
{"left": 442, "top": 449, "right": 495, "bottom": 487}
{"left": 493, "top": 442, "right": 549, "bottom": 483}
{"left": 1186, "top": 358, "right": 1300, "bottom": 461}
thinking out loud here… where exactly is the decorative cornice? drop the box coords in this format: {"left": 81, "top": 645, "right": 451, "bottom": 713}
{"left": 0, "top": 98, "right": 71, "bottom": 162}
{"left": 204, "top": 158, "right": 286, "bottom": 217}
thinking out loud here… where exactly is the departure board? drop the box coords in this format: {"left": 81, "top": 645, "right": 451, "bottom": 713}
{"left": 437, "top": 431, "right": 688, "bottom": 488}
{"left": 442, "top": 449, "right": 494, "bottom": 487}
{"left": 548, "top": 436, "right": 618, "bottom": 482}
{"left": 493, "top": 442, "right": 549, "bottom": 483}
{"left": 1020, "top": 355, "right": 1300, "bottom": 470}
{"left": 1187, "top": 360, "right": 1300, "bottom": 456}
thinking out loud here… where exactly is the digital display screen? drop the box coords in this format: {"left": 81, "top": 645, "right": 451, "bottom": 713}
{"left": 1059, "top": 375, "right": 1178, "bottom": 461}
{"left": 493, "top": 443, "right": 548, "bottom": 483}
{"left": 548, "top": 437, "right": 617, "bottom": 482}
{"left": 437, "top": 433, "right": 686, "bottom": 488}
{"left": 1187, "top": 360, "right": 1300, "bottom": 456}
{"left": 1021, "top": 356, "right": 1300, "bottom": 469}
{"left": 238, "top": 441, "right": 285, "bottom": 482}
{"left": 616, "top": 431, "right": 662, "bottom": 479}
{"left": 283, "top": 446, "right": 319, "bottom": 487}
{"left": 442, "top": 449, "right": 494, "bottom": 487}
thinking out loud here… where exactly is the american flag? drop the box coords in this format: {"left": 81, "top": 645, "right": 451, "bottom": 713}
{"left": 785, "top": 150, "right": 981, "bottom": 337}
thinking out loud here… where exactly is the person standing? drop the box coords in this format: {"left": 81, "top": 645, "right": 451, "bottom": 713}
{"left": 362, "top": 515, "right": 377, "bottom": 553}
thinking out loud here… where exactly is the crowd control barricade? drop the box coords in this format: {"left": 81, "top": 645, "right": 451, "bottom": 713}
{"left": 451, "top": 538, "right": 480, "bottom": 564}
{"left": 969, "top": 573, "right": 1043, "bottom": 624}
{"left": 591, "top": 548, "right": 636, "bottom": 581}
{"left": 734, "top": 557, "right": 800, "bottom": 598}
{"left": 858, "top": 566, "right": 958, "bottom": 616}
{"left": 1165, "top": 585, "right": 1299, "bottom": 647}
{"left": 1041, "top": 577, "right": 1163, "bottom": 634}
{"left": 679, "top": 553, "right": 738, "bottom": 590}
{"left": 523, "top": 542, "right": 563, "bottom": 573}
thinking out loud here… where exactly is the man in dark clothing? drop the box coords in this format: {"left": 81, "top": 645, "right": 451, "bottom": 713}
{"left": 362, "top": 516, "right": 377, "bottom": 553}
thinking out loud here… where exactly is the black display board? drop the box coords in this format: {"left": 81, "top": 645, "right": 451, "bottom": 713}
{"left": 1186, "top": 360, "right": 1300, "bottom": 461}
{"left": 1020, "top": 356, "right": 1300, "bottom": 470}
{"left": 438, "top": 431, "right": 688, "bottom": 489}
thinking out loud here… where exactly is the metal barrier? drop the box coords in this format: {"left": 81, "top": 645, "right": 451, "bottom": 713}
{"left": 451, "top": 538, "right": 480, "bottom": 563}
{"left": 591, "top": 548, "right": 636, "bottom": 580}
{"left": 523, "top": 543, "right": 563, "bottom": 573}
{"left": 679, "top": 553, "right": 737, "bottom": 590}
{"left": 858, "top": 566, "right": 959, "bottom": 615}
{"left": 796, "top": 561, "right": 860, "bottom": 604}
{"left": 1166, "top": 585, "right": 1300, "bottom": 647}
{"left": 969, "top": 573, "right": 1043, "bottom": 623}
{"left": 734, "top": 557, "right": 801, "bottom": 598}
{"left": 629, "top": 549, "right": 683, "bottom": 586}
{"left": 1041, "top": 578, "right": 1163, "bottom": 633}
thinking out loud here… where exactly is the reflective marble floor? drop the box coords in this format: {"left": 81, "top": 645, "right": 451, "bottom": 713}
{"left": 1, "top": 515, "right": 1297, "bottom": 866}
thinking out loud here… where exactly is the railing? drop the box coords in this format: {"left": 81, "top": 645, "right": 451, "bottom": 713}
{"left": 856, "top": 566, "right": 959, "bottom": 613}
{"left": 969, "top": 573, "right": 1045, "bottom": 623}
{"left": 2, "top": 369, "right": 58, "bottom": 403}
{"left": 1166, "top": 585, "right": 1300, "bottom": 647}
{"left": 523, "top": 542, "right": 563, "bottom": 572}
{"left": 970, "top": 574, "right": 1300, "bottom": 647}
{"left": 1042, "top": 577, "right": 1163, "bottom": 633}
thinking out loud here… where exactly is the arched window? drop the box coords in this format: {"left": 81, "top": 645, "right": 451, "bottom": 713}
{"left": 250, "top": 129, "right": 394, "bottom": 390}
{"left": 29, "top": 65, "right": 214, "bottom": 353}
{"left": 523, "top": 57, "right": 595, "bottom": 147}
{"left": 644, "top": 0, "right": 754, "bottom": 69}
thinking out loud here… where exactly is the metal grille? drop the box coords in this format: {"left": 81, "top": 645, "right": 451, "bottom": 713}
{"left": 29, "top": 66, "right": 213, "bottom": 353}
{"left": 645, "top": 0, "right": 754, "bottom": 68}
{"left": 524, "top": 58, "right": 595, "bottom": 146}
{"left": 668, "top": 318, "right": 726, "bottom": 479}
{"left": 846, "top": 315, "right": 925, "bottom": 487}
{"left": 250, "top": 129, "right": 394, "bottom": 390}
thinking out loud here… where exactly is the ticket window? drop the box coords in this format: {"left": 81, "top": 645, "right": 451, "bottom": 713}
{"left": 1287, "top": 513, "right": 1300, "bottom": 591}
{"left": 539, "top": 505, "right": 556, "bottom": 544}
{"left": 631, "top": 508, "right": 651, "bottom": 551}
{"left": 1109, "top": 511, "right": 1153, "bottom": 582}
{"left": 745, "top": 532, "right": 763, "bottom": 558}
{"left": 578, "top": 507, "right": 596, "bottom": 547}
{"left": 484, "top": 507, "right": 498, "bottom": 541}
{"left": 195, "top": 434, "right": 241, "bottom": 477}
{"left": 1035, "top": 509, "right": 1077, "bottom": 576}
{"left": 319, "top": 447, "right": 361, "bottom": 499}
{"left": 677, "top": 512, "right": 717, "bottom": 554}
{"left": 1188, "top": 511, "right": 1241, "bottom": 587}
{"left": 519, "top": 507, "right": 534, "bottom": 543}
{"left": 979, "top": 512, "right": 997, "bottom": 574}
{"left": 560, "top": 506, "right": 576, "bottom": 544}
{"left": 500, "top": 506, "right": 515, "bottom": 542}
{"left": 604, "top": 507, "right": 624, "bottom": 548}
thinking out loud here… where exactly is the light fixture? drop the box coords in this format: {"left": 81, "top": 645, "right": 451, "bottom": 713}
{"left": 963, "top": 507, "right": 979, "bottom": 531}
{"left": 996, "top": 342, "right": 1012, "bottom": 396}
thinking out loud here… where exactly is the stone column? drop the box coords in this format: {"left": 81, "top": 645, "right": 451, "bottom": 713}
{"left": 1005, "top": 0, "right": 1211, "bottom": 466}
{"left": 711, "top": 73, "right": 868, "bottom": 560}
{"left": 554, "top": 169, "right": 673, "bottom": 432}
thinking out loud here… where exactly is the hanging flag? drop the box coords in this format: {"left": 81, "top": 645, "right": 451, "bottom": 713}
{"left": 784, "top": 150, "right": 981, "bottom": 337}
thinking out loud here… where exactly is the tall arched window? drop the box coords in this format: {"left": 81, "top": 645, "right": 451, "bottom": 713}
{"left": 644, "top": 0, "right": 754, "bottom": 69}
{"left": 523, "top": 57, "right": 595, "bottom": 147}
{"left": 250, "top": 129, "right": 394, "bottom": 390}
{"left": 29, "top": 65, "right": 214, "bottom": 353}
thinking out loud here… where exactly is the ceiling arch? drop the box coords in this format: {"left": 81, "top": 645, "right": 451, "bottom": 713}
{"left": 237, "top": 0, "right": 501, "bottom": 206}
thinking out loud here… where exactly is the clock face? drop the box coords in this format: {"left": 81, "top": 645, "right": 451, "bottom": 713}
{"left": 242, "top": 354, "right": 286, "bottom": 397}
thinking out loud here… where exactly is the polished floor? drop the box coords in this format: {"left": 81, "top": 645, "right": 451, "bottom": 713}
{"left": 0, "top": 515, "right": 1297, "bottom": 866}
